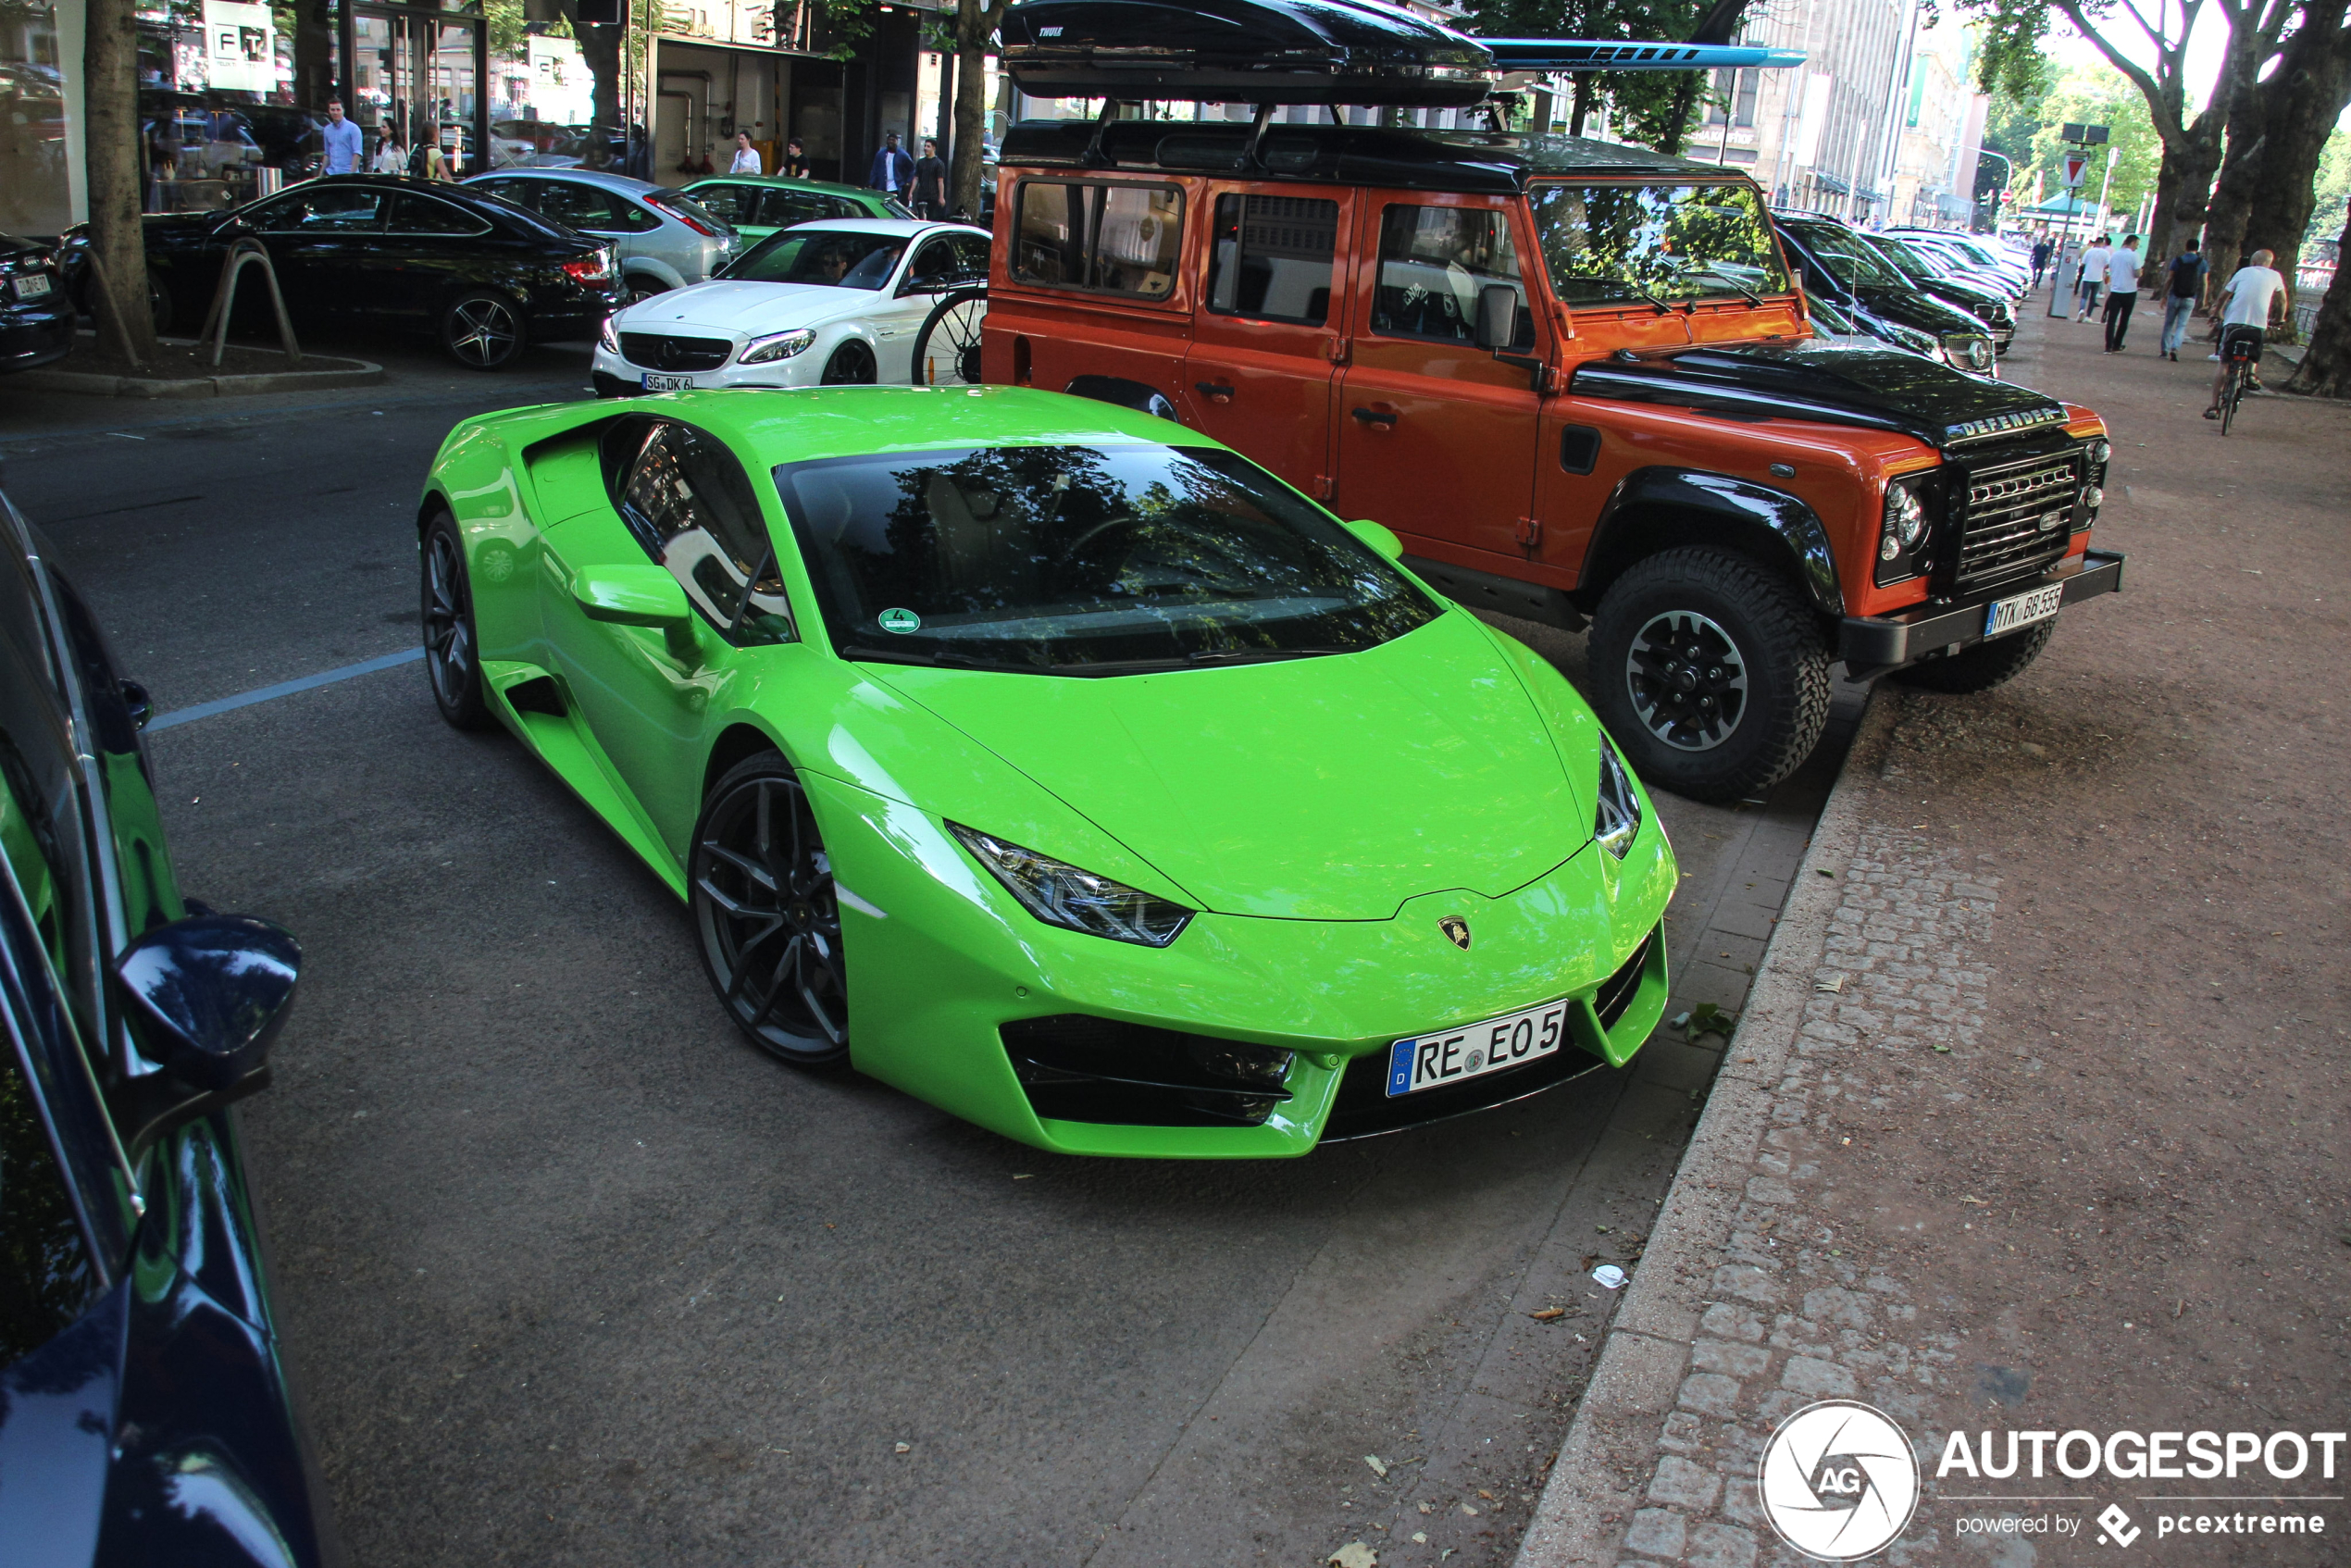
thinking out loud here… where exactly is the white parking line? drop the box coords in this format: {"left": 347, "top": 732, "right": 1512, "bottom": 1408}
{"left": 146, "top": 647, "right": 425, "bottom": 732}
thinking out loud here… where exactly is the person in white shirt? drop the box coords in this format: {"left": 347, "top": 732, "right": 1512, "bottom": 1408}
{"left": 371, "top": 131, "right": 406, "bottom": 174}
{"left": 729, "top": 131, "right": 763, "bottom": 174}
{"left": 2206, "top": 247, "right": 2291, "bottom": 417}
{"left": 2101, "top": 233, "right": 2142, "bottom": 352}
{"left": 2074, "top": 235, "right": 2110, "bottom": 321}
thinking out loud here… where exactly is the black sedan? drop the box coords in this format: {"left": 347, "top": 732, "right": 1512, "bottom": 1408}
{"left": 0, "top": 490, "right": 330, "bottom": 1563}
{"left": 89, "top": 174, "right": 623, "bottom": 369}
{"left": 1773, "top": 212, "right": 2000, "bottom": 379}
{"left": 1864, "top": 230, "right": 2018, "bottom": 354}
{"left": 0, "top": 233, "right": 72, "bottom": 375}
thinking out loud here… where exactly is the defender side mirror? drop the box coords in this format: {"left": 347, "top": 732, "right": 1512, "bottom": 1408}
{"left": 1474, "top": 285, "right": 1520, "bottom": 351}
{"left": 112, "top": 915, "right": 301, "bottom": 1151}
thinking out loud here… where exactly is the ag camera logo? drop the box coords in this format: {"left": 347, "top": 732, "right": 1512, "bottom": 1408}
{"left": 1760, "top": 1400, "right": 1921, "bottom": 1561}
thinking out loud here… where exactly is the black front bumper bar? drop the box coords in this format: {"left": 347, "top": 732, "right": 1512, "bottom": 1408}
{"left": 1839, "top": 548, "right": 2124, "bottom": 678}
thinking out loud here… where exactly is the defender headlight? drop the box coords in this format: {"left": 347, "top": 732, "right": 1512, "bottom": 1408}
{"left": 948, "top": 824, "right": 1192, "bottom": 947}
{"left": 2090, "top": 439, "right": 2111, "bottom": 466}
{"left": 1881, "top": 480, "right": 1928, "bottom": 559}
{"left": 598, "top": 315, "right": 617, "bottom": 353}
{"left": 740, "top": 328, "right": 816, "bottom": 365}
{"left": 1594, "top": 741, "right": 1641, "bottom": 860}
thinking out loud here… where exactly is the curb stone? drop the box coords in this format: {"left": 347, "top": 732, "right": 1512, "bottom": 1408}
{"left": 14, "top": 352, "right": 384, "bottom": 399}
{"left": 1514, "top": 687, "right": 1898, "bottom": 1568}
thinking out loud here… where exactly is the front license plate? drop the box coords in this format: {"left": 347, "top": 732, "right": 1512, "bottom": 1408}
{"left": 1984, "top": 582, "right": 2063, "bottom": 639}
{"left": 1386, "top": 996, "right": 1572, "bottom": 1098}
{"left": 642, "top": 371, "right": 695, "bottom": 392}
{"left": 11, "top": 273, "right": 53, "bottom": 300}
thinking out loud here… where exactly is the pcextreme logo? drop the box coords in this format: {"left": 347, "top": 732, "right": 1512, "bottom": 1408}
{"left": 1759, "top": 1400, "right": 1922, "bottom": 1561}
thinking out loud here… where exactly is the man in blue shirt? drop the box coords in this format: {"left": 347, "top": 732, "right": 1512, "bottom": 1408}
{"left": 321, "top": 97, "right": 363, "bottom": 175}
{"left": 868, "top": 131, "right": 913, "bottom": 198}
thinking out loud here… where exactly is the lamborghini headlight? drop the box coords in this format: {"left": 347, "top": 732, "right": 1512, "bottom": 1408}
{"left": 948, "top": 824, "right": 1193, "bottom": 947}
{"left": 1594, "top": 741, "right": 1641, "bottom": 860}
{"left": 740, "top": 328, "right": 816, "bottom": 365}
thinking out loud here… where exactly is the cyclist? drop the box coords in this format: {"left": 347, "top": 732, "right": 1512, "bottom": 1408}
{"left": 2205, "top": 247, "right": 2290, "bottom": 419}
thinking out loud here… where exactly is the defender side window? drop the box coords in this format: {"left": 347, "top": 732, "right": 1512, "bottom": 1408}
{"left": 1369, "top": 205, "right": 1535, "bottom": 348}
{"left": 1206, "top": 194, "right": 1337, "bottom": 326}
{"left": 1012, "top": 180, "right": 1182, "bottom": 298}
{"left": 615, "top": 422, "right": 795, "bottom": 646}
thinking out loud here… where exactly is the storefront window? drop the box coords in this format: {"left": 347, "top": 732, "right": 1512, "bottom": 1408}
{"left": 0, "top": 0, "right": 70, "bottom": 235}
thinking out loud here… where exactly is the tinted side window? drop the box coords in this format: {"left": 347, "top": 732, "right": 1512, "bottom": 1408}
{"left": 688, "top": 183, "right": 751, "bottom": 225}
{"left": 758, "top": 190, "right": 833, "bottom": 229}
{"left": 0, "top": 1029, "right": 99, "bottom": 1364}
{"left": 1207, "top": 193, "right": 1337, "bottom": 325}
{"left": 946, "top": 235, "right": 990, "bottom": 279}
{"left": 1370, "top": 204, "right": 1534, "bottom": 347}
{"left": 387, "top": 193, "right": 490, "bottom": 236}
{"left": 267, "top": 187, "right": 386, "bottom": 232}
{"left": 617, "top": 423, "right": 794, "bottom": 646}
{"left": 1011, "top": 181, "right": 1181, "bottom": 298}
{"left": 535, "top": 181, "right": 619, "bottom": 231}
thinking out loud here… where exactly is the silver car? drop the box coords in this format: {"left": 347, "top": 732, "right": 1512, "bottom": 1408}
{"left": 464, "top": 168, "right": 739, "bottom": 304}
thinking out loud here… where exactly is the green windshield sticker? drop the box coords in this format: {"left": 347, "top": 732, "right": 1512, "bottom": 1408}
{"left": 877, "top": 607, "right": 922, "bottom": 635}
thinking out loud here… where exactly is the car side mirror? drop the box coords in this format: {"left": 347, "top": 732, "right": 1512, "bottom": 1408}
{"left": 112, "top": 914, "right": 300, "bottom": 1151}
{"left": 1343, "top": 517, "right": 1405, "bottom": 561}
{"left": 572, "top": 563, "right": 690, "bottom": 628}
{"left": 1474, "top": 285, "right": 1519, "bottom": 351}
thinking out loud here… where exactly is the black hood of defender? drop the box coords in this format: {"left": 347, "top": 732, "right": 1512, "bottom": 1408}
{"left": 1571, "top": 340, "right": 2067, "bottom": 451}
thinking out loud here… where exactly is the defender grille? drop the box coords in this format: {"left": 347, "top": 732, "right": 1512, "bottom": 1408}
{"left": 1952, "top": 454, "right": 2080, "bottom": 586}
{"left": 618, "top": 331, "right": 732, "bottom": 371}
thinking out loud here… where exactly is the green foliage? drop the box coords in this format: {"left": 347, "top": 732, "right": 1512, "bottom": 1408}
{"left": 1964, "top": 0, "right": 2053, "bottom": 100}
{"left": 2023, "top": 65, "right": 2160, "bottom": 221}
{"left": 1462, "top": 0, "right": 1723, "bottom": 153}
{"left": 2310, "top": 130, "right": 2351, "bottom": 247}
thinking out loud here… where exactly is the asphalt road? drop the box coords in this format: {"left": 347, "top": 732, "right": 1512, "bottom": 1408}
{"left": 0, "top": 335, "right": 1851, "bottom": 1568}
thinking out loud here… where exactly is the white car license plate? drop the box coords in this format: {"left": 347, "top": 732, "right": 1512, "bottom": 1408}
{"left": 1984, "top": 583, "right": 2063, "bottom": 639}
{"left": 12, "top": 273, "right": 53, "bottom": 300}
{"left": 1385, "top": 995, "right": 1572, "bottom": 1098}
{"left": 642, "top": 371, "right": 695, "bottom": 392}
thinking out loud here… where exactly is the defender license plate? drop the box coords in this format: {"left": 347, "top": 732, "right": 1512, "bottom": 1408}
{"left": 1386, "top": 996, "right": 1571, "bottom": 1098}
{"left": 642, "top": 371, "right": 695, "bottom": 392}
{"left": 1984, "top": 583, "right": 2063, "bottom": 639}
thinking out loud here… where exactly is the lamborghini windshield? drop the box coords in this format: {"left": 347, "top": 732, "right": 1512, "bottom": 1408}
{"left": 775, "top": 444, "right": 1438, "bottom": 674}
{"left": 1527, "top": 181, "right": 1790, "bottom": 306}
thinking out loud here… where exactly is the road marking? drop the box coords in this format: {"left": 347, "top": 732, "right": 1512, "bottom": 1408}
{"left": 147, "top": 647, "right": 425, "bottom": 732}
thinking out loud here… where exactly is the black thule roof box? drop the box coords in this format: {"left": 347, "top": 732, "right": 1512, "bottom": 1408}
{"left": 1000, "top": 0, "right": 1496, "bottom": 107}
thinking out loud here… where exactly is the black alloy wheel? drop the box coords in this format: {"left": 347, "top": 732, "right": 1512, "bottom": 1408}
{"left": 911, "top": 288, "right": 988, "bottom": 386}
{"left": 624, "top": 276, "right": 668, "bottom": 308}
{"left": 820, "top": 339, "right": 877, "bottom": 385}
{"left": 1588, "top": 546, "right": 1832, "bottom": 804}
{"left": 690, "top": 752, "right": 850, "bottom": 1068}
{"left": 421, "top": 509, "right": 493, "bottom": 729}
{"left": 441, "top": 290, "right": 526, "bottom": 370}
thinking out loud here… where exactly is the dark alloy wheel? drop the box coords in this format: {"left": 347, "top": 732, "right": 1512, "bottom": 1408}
{"left": 911, "top": 288, "right": 987, "bottom": 385}
{"left": 1890, "top": 619, "right": 2055, "bottom": 693}
{"left": 1589, "top": 546, "right": 1832, "bottom": 803}
{"left": 624, "top": 277, "right": 668, "bottom": 308}
{"left": 420, "top": 510, "right": 494, "bottom": 729}
{"left": 820, "top": 339, "right": 877, "bottom": 385}
{"left": 691, "top": 752, "right": 850, "bottom": 1068}
{"left": 441, "top": 290, "right": 526, "bottom": 370}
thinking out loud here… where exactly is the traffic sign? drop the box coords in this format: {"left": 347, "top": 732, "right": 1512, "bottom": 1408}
{"left": 2061, "top": 152, "right": 2089, "bottom": 188}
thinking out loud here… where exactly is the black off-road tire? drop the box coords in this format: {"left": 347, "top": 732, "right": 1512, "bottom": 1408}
{"left": 420, "top": 509, "right": 495, "bottom": 730}
{"left": 1889, "top": 619, "right": 2055, "bottom": 694}
{"left": 1588, "top": 546, "right": 1834, "bottom": 804}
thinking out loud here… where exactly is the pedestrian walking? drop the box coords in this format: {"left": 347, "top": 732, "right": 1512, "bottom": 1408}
{"left": 2074, "top": 234, "right": 2110, "bottom": 321}
{"left": 910, "top": 137, "right": 947, "bottom": 218}
{"left": 371, "top": 129, "right": 406, "bottom": 174}
{"left": 420, "top": 136, "right": 449, "bottom": 181}
{"left": 729, "top": 131, "right": 762, "bottom": 174}
{"left": 779, "top": 138, "right": 812, "bottom": 180}
{"left": 320, "top": 96, "right": 364, "bottom": 176}
{"left": 2159, "top": 238, "right": 2207, "bottom": 359}
{"left": 2031, "top": 236, "right": 2052, "bottom": 289}
{"left": 2205, "top": 247, "right": 2291, "bottom": 417}
{"left": 869, "top": 131, "right": 914, "bottom": 201}
{"left": 2101, "top": 233, "right": 2141, "bottom": 351}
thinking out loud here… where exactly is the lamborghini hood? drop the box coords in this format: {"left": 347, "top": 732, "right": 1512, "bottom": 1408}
{"left": 868, "top": 613, "right": 1591, "bottom": 921}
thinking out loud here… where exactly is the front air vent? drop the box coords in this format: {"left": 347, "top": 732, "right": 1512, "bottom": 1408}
{"left": 1003, "top": 1015, "right": 1294, "bottom": 1127}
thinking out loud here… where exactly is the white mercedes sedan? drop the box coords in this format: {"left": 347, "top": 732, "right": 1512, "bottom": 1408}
{"left": 591, "top": 218, "right": 991, "bottom": 395}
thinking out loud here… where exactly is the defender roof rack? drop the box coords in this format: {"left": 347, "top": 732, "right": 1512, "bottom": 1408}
{"left": 999, "top": 0, "right": 1802, "bottom": 108}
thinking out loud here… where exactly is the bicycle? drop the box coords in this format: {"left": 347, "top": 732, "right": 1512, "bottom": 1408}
{"left": 911, "top": 285, "right": 987, "bottom": 387}
{"left": 2218, "top": 328, "right": 2259, "bottom": 436}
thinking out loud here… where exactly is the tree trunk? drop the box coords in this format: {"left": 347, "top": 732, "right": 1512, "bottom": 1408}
{"left": 2142, "top": 120, "right": 2221, "bottom": 278}
{"left": 949, "top": 0, "right": 1006, "bottom": 219}
{"left": 82, "top": 0, "right": 156, "bottom": 363}
{"left": 2200, "top": 74, "right": 2268, "bottom": 305}
{"left": 2285, "top": 205, "right": 2351, "bottom": 394}
{"left": 1569, "top": 74, "right": 1596, "bottom": 138}
{"left": 2239, "top": 0, "right": 2351, "bottom": 335}
{"left": 577, "top": 19, "right": 623, "bottom": 170}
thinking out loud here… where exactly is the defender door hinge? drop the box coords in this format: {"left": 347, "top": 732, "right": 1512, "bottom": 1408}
{"left": 1326, "top": 339, "right": 1350, "bottom": 366}
{"left": 1312, "top": 475, "right": 1337, "bottom": 502}
{"left": 1515, "top": 516, "right": 1543, "bottom": 549}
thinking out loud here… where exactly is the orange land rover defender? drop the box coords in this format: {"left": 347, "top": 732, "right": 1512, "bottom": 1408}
{"left": 977, "top": 6, "right": 2122, "bottom": 801}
